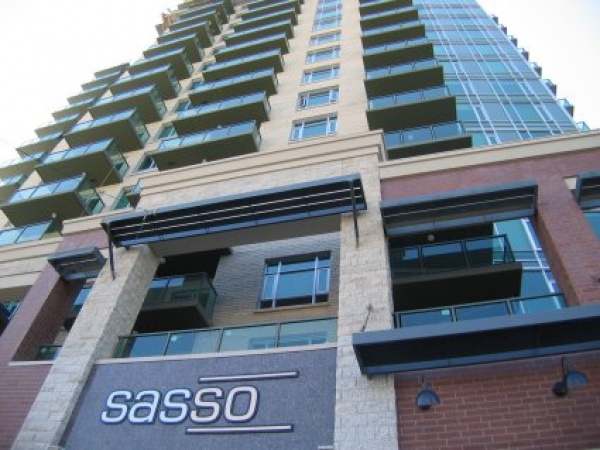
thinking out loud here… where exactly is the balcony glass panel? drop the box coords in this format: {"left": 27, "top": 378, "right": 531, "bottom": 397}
{"left": 35, "top": 345, "right": 61, "bottom": 361}
{"left": 70, "top": 110, "right": 133, "bottom": 133}
{"left": 165, "top": 329, "right": 222, "bottom": 355}
{"left": 203, "top": 49, "right": 281, "bottom": 72}
{"left": 369, "top": 86, "right": 449, "bottom": 110}
{"left": 278, "top": 318, "right": 336, "bottom": 347}
{"left": 361, "top": 6, "right": 415, "bottom": 21}
{"left": 455, "top": 302, "right": 510, "bottom": 321}
{"left": 384, "top": 121, "right": 466, "bottom": 149}
{"left": 362, "top": 20, "right": 422, "bottom": 38}
{"left": 190, "top": 69, "right": 275, "bottom": 94}
{"left": 364, "top": 35, "right": 428, "bottom": 55}
{"left": 397, "top": 308, "right": 453, "bottom": 328}
{"left": 225, "top": 20, "right": 293, "bottom": 44}
{"left": 178, "top": 92, "right": 266, "bottom": 119}
{"left": 158, "top": 121, "right": 256, "bottom": 151}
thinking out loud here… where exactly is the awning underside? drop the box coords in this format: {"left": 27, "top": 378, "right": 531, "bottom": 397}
{"left": 48, "top": 247, "right": 106, "bottom": 281}
{"left": 381, "top": 180, "right": 538, "bottom": 236}
{"left": 102, "top": 174, "right": 366, "bottom": 248}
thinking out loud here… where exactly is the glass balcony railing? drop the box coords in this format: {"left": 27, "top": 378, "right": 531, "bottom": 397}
{"left": 366, "top": 58, "right": 438, "bottom": 80}
{"left": 71, "top": 110, "right": 130, "bottom": 133}
{"left": 110, "top": 65, "right": 181, "bottom": 100}
{"left": 390, "top": 235, "right": 515, "bottom": 278}
{"left": 384, "top": 121, "right": 469, "bottom": 153}
{"left": 225, "top": 19, "right": 294, "bottom": 45}
{"left": 577, "top": 121, "right": 590, "bottom": 132}
{"left": 0, "top": 174, "right": 26, "bottom": 188}
{"left": 36, "top": 114, "right": 80, "bottom": 130}
{"left": 0, "top": 152, "right": 45, "bottom": 171}
{"left": 158, "top": 121, "right": 257, "bottom": 152}
{"left": 115, "top": 317, "right": 337, "bottom": 358}
{"left": 204, "top": 49, "right": 281, "bottom": 72}
{"left": 395, "top": 294, "right": 566, "bottom": 328}
{"left": 369, "top": 86, "right": 450, "bottom": 110}
{"left": 35, "top": 345, "right": 62, "bottom": 361}
{"left": 130, "top": 49, "right": 193, "bottom": 80}
{"left": 0, "top": 221, "right": 60, "bottom": 248}
{"left": 558, "top": 98, "right": 574, "bottom": 116}
{"left": 93, "top": 85, "right": 159, "bottom": 108}
{"left": 144, "top": 273, "right": 217, "bottom": 315}
{"left": 243, "top": 0, "right": 301, "bottom": 20}
{"left": 158, "top": 21, "right": 214, "bottom": 48}
{"left": 177, "top": 91, "right": 268, "bottom": 120}
{"left": 91, "top": 85, "right": 166, "bottom": 123}
{"left": 190, "top": 68, "right": 275, "bottom": 95}
{"left": 234, "top": 8, "right": 298, "bottom": 33}
{"left": 215, "top": 32, "right": 288, "bottom": 60}
{"left": 362, "top": 19, "right": 422, "bottom": 38}
{"left": 360, "top": 5, "right": 417, "bottom": 22}
{"left": 364, "top": 35, "right": 429, "bottom": 56}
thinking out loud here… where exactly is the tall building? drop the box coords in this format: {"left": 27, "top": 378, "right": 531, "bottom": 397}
{"left": 1, "top": 0, "right": 599, "bottom": 448}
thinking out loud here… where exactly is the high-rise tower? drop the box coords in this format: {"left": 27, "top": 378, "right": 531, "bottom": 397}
{"left": 1, "top": 0, "right": 599, "bottom": 448}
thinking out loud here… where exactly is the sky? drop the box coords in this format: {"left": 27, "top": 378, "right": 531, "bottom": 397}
{"left": 0, "top": 0, "right": 598, "bottom": 162}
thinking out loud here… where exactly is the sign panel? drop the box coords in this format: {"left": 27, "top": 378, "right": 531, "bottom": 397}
{"left": 62, "top": 349, "right": 336, "bottom": 450}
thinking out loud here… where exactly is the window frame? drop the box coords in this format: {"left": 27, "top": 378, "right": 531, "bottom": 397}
{"left": 259, "top": 253, "right": 331, "bottom": 309}
{"left": 301, "top": 65, "right": 340, "bottom": 84}
{"left": 309, "top": 31, "right": 341, "bottom": 46}
{"left": 290, "top": 114, "right": 338, "bottom": 141}
{"left": 297, "top": 86, "right": 339, "bottom": 110}
{"left": 305, "top": 46, "right": 341, "bottom": 64}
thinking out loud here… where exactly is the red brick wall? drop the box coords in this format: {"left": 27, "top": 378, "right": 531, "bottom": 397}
{"left": 381, "top": 149, "right": 600, "bottom": 306}
{"left": 396, "top": 353, "right": 600, "bottom": 449}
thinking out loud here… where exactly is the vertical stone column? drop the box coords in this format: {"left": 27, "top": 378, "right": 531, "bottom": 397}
{"left": 334, "top": 156, "right": 398, "bottom": 450}
{"left": 13, "top": 245, "right": 160, "bottom": 450}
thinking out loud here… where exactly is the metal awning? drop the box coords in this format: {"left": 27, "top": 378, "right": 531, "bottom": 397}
{"left": 48, "top": 247, "right": 106, "bottom": 281}
{"left": 381, "top": 180, "right": 538, "bottom": 236}
{"left": 575, "top": 171, "right": 600, "bottom": 209}
{"left": 353, "top": 304, "right": 600, "bottom": 375}
{"left": 102, "top": 175, "right": 366, "bottom": 276}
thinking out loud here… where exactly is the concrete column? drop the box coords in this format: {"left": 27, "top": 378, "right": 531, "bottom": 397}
{"left": 334, "top": 156, "right": 398, "bottom": 450}
{"left": 13, "top": 245, "right": 160, "bottom": 450}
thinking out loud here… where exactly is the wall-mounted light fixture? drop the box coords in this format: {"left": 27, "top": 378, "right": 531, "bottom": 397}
{"left": 416, "top": 376, "right": 440, "bottom": 410}
{"left": 552, "top": 357, "right": 588, "bottom": 397}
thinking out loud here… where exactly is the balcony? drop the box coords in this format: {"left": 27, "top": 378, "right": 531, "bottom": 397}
{"left": 110, "top": 65, "right": 181, "bottom": 100}
{"left": 35, "top": 114, "right": 80, "bottom": 139}
{"left": 2, "top": 175, "right": 104, "bottom": 226}
{"left": 224, "top": 20, "right": 294, "bottom": 46}
{"left": 0, "top": 174, "right": 26, "bottom": 203}
{"left": 52, "top": 98, "right": 96, "bottom": 121}
{"left": 384, "top": 121, "right": 472, "bottom": 159}
{"left": 16, "top": 132, "right": 62, "bottom": 158}
{"left": 361, "top": 19, "right": 425, "bottom": 48}
{"left": 395, "top": 294, "right": 566, "bottom": 328}
{"left": 367, "top": 86, "right": 456, "bottom": 131}
{"left": 202, "top": 49, "right": 284, "bottom": 82}
{"left": 150, "top": 121, "right": 261, "bottom": 170}
{"left": 188, "top": 68, "right": 278, "bottom": 105}
{"left": 360, "top": 6, "right": 418, "bottom": 31}
{"left": 64, "top": 109, "right": 149, "bottom": 153}
{"left": 0, "top": 152, "right": 45, "bottom": 179}
{"left": 243, "top": 0, "right": 301, "bottom": 20}
{"left": 157, "top": 20, "right": 214, "bottom": 49}
{"left": 169, "top": 9, "right": 223, "bottom": 35}
{"left": 143, "top": 33, "right": 204, "bottom": 63}
{"left": 36, "top": 139, "right": 128, "bottom": 187}
{"left": 89, "top": 85, "right": 166, "bottom": 123}
{"left": 559, "top": 98, "right": 575, "bottom": 116}
{"left": 173, "top": 91, "right": 270, "bottom": 134}
{"left": 363, "top": 36, "right": 433, "bottom": 69}
{"left": 233, "top": 9, "right": 298, "bottom": 33}
{"left": 94, "top": 63, "right": 130, "bottom": 80}
{"left": 359, "top": 0, "right": 412, "bottom": 15}
{"left": 177, "top": 2, "right": 228, "bottom": 24}
{"left": 115, "top": 317, "right": 337, "bottom": 358}
{"left": 0, "top": 221, "right": 60, "bottom": 249}
{"left": 81, "top": 69, "right": 125, "bottom": 92}
{"left": 390, "top": 235, "right": 522, "bottom": 311}
{"left": 128, "top": 48, "right": 193, "bottom": 80}
{"left": 67, "top": 83, "right": 109, "bottom": 106}
{"left": 364, "top": 59, "right": 443, "bottom": 97}
{"left": 214, "top": 32, "right": 289, "bottom": 62}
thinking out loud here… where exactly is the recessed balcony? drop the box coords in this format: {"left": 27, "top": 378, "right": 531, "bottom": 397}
{"left": 64, "top": 109, "right": 149, "bottom": 153}
{"left": 173, "top": 91, "right": 270, "bottom": 134}
{"left": 0, "top": 174, "right": 26, "bottom": 203}
{"left": 89, "top": 85, "right": 166, "bottom": 124}
{"left": 149, "top": 121, "right": 261, "bottom": 170}
{"left": 16, "top": 132, "right": 62, "bottom": 158}
{"left": 157, "top": 21, "right": 214, "bottom": 49}
{"left": 189, "top": 69, "right": 278, "bottom": 105}
{"left": 359, "top": 0, "right": 411, "bottom": 15}
{"left": 233, "top": 8, "right": 298, "bottom": 33}
{"left": 384, "top": 121, "right": 472, "bottom": 159}
{"left": 224, "top": 19, "right": 294, "bottom": 46}
{"left": 363, "top": 36, "right": 433, "bottom": 69}
{"left": 52, "top": 98, "right": 96, "bottom": 122}
{"left": 67, "top": 83, "right": 109, "bottom": 106}
{"left": 364, "top": 59, "right": 443, "bottom": 97}
{"left": 35, "top": 114, "right": 80, "bottom": 139}
{"left": 202, "top": 49, "right": 284, "bottom": 82}
{"left": 360, "top": 6, "right": 418, "bottom": 31}
{"left": 214, "top": 32, "right": 289, "bottom": 62}
{"left": 144, "top": 34, "right": 204, "bottom": 63}
{"left": 110, "top": 65, "right": 181, "bottom": 100}
{"left": 0, "top": 152, "right": 45, "bottom": 179}
{"left": 367, "top": 86, "right": 456, "bottom": 131}
{"left": 361, "top": 20, "right": 425, "bottom": 48}
{"left": 243, "top": 0, "right": 301, "bottom": 20}
{"left": 116, "top": 317, "right": 336, "bottom": 358}
{"left": 390, "top": 234, "right": 522, "bottom": 311}
{"left": 1, "top": 174, "right": 104, "bottom": 226}
{"left": 128, "top": 48, "right": 193, "bottom": 80}
{"left": 36, "top": 139, "right": 128, "bottom": 187}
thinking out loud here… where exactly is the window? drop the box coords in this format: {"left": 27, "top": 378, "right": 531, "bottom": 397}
{"left": 313, "top": 16, "right": 341, "bottom": 31}
{"left": 259, "top": 254, "right": 330, "bottom": 308}
{"left": 302, "top": 65, "right": 339, "bottom": 84}
{"left": 291, "top": 115, "right": 337, "bottom": 141}
{"left": 157, "top": 124, "right": 177, "bottom": 139}
{"left": 584, "top": 211, "right": 600, "bottom": 240}
{"left": 298, "top": 87, "right": 339, "bottom": 109}
{"left": 310, "top": 31, "right": 341, "bottom": 46}
{"left": 137, "top": 155, "right": 157, "bottom": 172}
{"left": 305, "top": 46, "right": 340, "bottom": 64}
{"left": 174, "top": 99, "right": 191, "bottom": 112}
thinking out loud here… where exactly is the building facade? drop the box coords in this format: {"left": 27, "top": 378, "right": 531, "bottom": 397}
{"left": 0, "top": 0, "right": 599, "bottom": 448}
